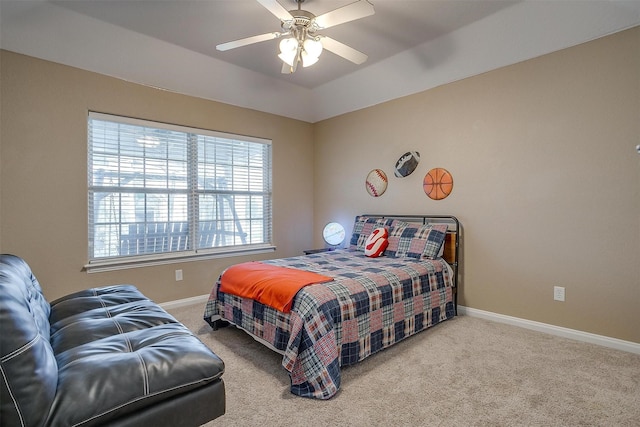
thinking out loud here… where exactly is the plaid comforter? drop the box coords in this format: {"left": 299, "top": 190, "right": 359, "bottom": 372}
{"left": 204, "top": 249, "right": 455, "bottom": 399}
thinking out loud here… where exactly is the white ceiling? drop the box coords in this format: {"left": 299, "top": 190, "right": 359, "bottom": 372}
{"left": 2, "top": 1, "right": 639, "bottom": 123}
{"left": 48, "top": 0, "right": 518, "bottom": 89}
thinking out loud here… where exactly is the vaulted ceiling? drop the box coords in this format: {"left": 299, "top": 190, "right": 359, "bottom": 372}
{"left": 2, "top": 1, "right": 639, "bottom": 122}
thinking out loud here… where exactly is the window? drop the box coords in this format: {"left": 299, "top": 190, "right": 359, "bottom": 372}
{"left": 87, "top": 112, "right": 273, "bottom": 269}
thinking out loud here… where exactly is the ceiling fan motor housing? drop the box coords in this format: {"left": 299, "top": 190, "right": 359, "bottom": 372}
{"left": 282, "top": 9, "right": 318, "bottom": 34}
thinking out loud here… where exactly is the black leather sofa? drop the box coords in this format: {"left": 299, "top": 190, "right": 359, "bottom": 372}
{"left": 0, "top": 254, "right": 225, "bottom": 427}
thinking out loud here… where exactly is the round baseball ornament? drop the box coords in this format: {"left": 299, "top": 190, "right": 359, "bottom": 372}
{"left": 423, "top": 167, "right": 454, "bottom": 200}
{"left": 365, "top": 169, "right": 388, "bottom": 197}
{"left": 394, "top": 151, "right": 420, "bottom": 178}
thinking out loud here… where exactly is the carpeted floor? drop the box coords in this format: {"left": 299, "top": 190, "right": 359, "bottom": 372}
{"left": 168, "top": 304, "right": 640, "bottom": 427}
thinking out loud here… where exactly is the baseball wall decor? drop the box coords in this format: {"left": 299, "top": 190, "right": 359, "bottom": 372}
{"left": 365, "top": 169, "right": 388, "bottom": 197}
{"left": 394, "top": 151, "right": 420, "bottom": 178}
{"left": 423, "top": 167, "right": 454, "bottom": 200}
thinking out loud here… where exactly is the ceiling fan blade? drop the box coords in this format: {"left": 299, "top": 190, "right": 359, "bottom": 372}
{"left": 216, "top": 32, "right": 282, "bottom": 51}
{"left": 256, "top": 0, "right": 293, "bottom": 22}
{"left": 320, "top": 36, "right": 368, "bottom": 65}
{"left": 314, "top": 0, "right": 375, "bottom": 29}
{"left": 281, "top": 60, "right": 298, "bottom": 74}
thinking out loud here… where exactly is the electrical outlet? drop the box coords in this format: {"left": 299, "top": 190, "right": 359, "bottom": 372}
{"left": 553, "top": 286, "right": 565, "bottom": 302}
{"left": 175, "top": 269, "right": 183, "bottom": 281}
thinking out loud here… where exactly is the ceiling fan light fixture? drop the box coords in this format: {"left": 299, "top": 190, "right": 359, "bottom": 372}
{"left": 278, "top": 51, "right": 297, "bottom": 66}
{"left": 303, "top": 37, "right": 323, "bottom": 58}
{"left": 278, "top": 36, "right": 299, "bottom": 66}
{"left": 219, "top": 0, "right": 375, "bottom": 73}
{"left": 279, "top": 37, "right": 298, "bottom": 54}
{"left": 301, "top": 51, "right": 319, "bottom": 67}
{"left": 301, "top": 38, "right": 322, "bottom": 67}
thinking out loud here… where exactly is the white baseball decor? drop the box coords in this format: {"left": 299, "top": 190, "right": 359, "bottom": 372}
{"left": 364, "top": 227, "right": 389, "bottom": 257}
{"left": 365, "top": 169, "right": 388, "bottom": 197}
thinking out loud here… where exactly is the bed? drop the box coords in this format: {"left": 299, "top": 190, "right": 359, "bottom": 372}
{"left": 203, "top": 214, "right": 460, "bottom": 399}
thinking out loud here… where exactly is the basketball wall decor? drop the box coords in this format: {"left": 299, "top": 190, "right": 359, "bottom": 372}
{"left": 423, "top": 167, "right": 454, "bottom": 200}
{"left": 365, "top": 169, "right": 388, "bottom": 197}
{"left": 394, "top": 151, "right": 420, "bottom": 178}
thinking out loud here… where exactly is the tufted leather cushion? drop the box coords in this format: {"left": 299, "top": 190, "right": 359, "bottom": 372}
{"left": 1, "top": 254, "right": 225, "bottom": 427}
{"left": 1, "top": 254, "right": 58, "bottom": 427}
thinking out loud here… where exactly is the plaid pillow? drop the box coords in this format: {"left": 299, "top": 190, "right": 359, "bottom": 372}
{"left": 386, "top": 223, "right": 448, "bottom": 259}
{"left": 385, "top": 222, "right": 412, "bottom": 254}
{"left": 349, "top": 216, "right": 403, "bottom": 251}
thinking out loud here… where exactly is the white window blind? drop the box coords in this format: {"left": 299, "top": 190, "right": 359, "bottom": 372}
{"left": 88, "top": 112, "right": 272, "bottom": 264}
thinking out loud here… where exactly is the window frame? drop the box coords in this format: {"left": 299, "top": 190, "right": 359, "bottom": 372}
{"left": 85, "top": 112, "right": 274, "bottom": 272}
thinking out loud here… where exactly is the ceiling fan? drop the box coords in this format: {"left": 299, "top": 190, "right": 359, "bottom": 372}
{"left": 216, "top": 0, "right": 375, "bottom": 74}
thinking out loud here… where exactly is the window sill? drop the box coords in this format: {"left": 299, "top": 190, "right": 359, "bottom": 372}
{"left": 84, "top": 245, "right": 276, "bottom": 273}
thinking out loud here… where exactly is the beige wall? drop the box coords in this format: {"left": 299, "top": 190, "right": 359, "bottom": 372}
{"left": 1, "top": 27, "right": 638, "bottom": 344}
{"left": 0, "top": 50, "right": 315, "bottom": 303}
{"left": 314, "top": 27, "right": 640, "bottom": 343}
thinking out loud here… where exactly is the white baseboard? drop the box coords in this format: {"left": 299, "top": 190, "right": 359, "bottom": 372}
{"left": 458, "top": 306, "right": 640, "bottom": 355}
{"left": 160, "top": 294, "right": 210, "bottom": 310}
{"left": 159, "top": 297, "right": 639, "bottom": 354}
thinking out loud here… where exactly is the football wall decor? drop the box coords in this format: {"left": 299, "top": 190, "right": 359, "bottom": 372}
{"left": 394, "top": 151, "right": 420, "bottom": 178}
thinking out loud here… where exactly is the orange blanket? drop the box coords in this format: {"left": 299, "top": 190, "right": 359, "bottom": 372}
{"left": 219, "top": 262, "right": 333, "bottom": 313}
